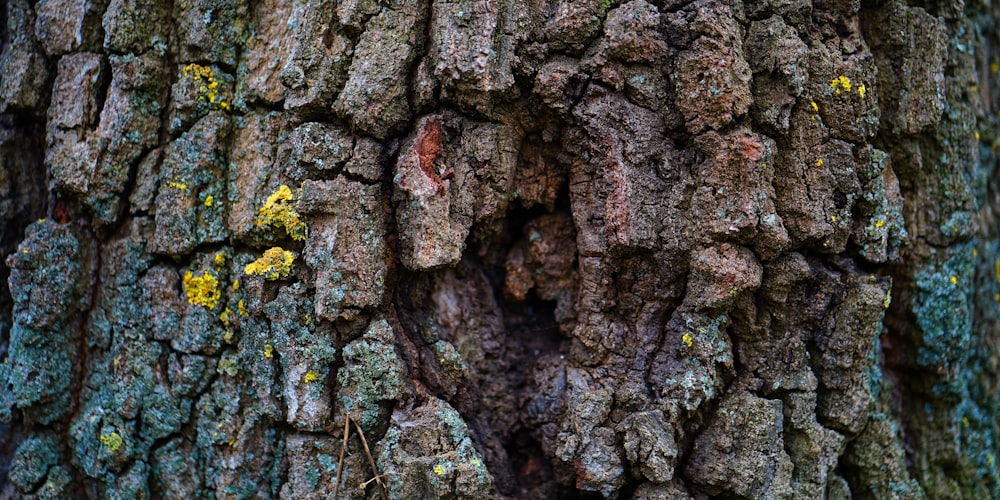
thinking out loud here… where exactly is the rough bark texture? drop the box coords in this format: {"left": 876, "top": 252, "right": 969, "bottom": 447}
{"left": 1, "top": 0, "right": 999, "bottom": 498}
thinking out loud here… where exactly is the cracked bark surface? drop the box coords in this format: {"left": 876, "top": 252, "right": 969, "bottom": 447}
{"left": 1, "top": 0, "right": 999, "bottom": 498}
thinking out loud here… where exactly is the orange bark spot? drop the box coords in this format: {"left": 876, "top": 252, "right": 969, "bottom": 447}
{"left": 415, "top": 116, "right": 452, "bottom": 196}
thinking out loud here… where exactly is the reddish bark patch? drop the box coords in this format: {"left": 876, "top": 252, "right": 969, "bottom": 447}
{"left": 53, "top": 201, "right": 73, "bottom": 224}
{"left": 416, "top": 116, "right": 451, "bottom": 196}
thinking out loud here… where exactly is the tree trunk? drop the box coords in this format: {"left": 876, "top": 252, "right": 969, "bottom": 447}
{"left": 1, "top": 0, "right": 998, "bottom": 498}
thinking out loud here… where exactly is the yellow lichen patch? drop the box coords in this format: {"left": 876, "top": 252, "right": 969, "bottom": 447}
{"left": 992, "top": 62, "right": 999, "bottom": 74}
{"left": 168, "top": 180, "right": 187, "bottom": 190}
{"left": 100, "top": 431, "right": 124, "bottom": 452}
{"left": 830, "top": 215, "right": 837, "bottom": 223}
{"left": 433, "top": 463, "right": 447, "bottom": 475}
{"left": 182, "top": 63, "right": 230, "bottom": 111}
{"left": 858, "top": 84, "right": 866, "bottom": 99}
{"left": 682, "top": 332, "right": 694, "bottom": 348}
{"left": 232, "top": 279, "right": 240, "bottom": 291}
{"left": 244, "top": 247, "right": 295, "bottom": 280}
{"left": 238, "top": 299, "right": 248, "bottom": 316}
{"left": 214, "top": 252, "right": 226, "bottom": 267}
{"left": 223, "top": 329, "right": 235, "bottom": 344}
{"left": 830, "top": 75, "right": 852, "bottom": 95}
{"left": 217, "top": 357, "right": 238, "bottom": 376}
{"left": 264, "top": 344, "right": 274, "bottom": 358}
{"left": 205, "top": 195, "right": 214, "bottom": 207}
{"left": 994, "top": 259, "right": 1000, "bottom": 284}
{"left": 257, "top": 185, "right": 307, "bottom": 241}
{"left": 219, "top": 307, "right": 232, "bottom": 327}
{"left": 304, "top": 370, "right": 319, "bottom": 383}
{"left": 884, "top": 289, "right": 892, "bottom": 309}
{"left": 184, "top": 270, "right": 222, "bottom": 310}
{"left": 874, "top": 219, "right": 886, "bottom": 228}
{"left": 950, "top": 275, "right": 958, "bottom": 285}
{"left": 975, "top": 131, "right": 980, "bottom": 141}
{"left": 815, "top": 158, "right": 824, "bottom": 167}
{"left": 810, "top": 100, "right": 819, "bottom": 113}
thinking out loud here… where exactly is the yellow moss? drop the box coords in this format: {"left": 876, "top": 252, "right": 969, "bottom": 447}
{"left": 257, "top": 185, "right": 307, "bottom": 241}
{"left": 682, "top": 332, "right": 694, "bottom": 348}
{"left": 830, "top": 75, "right": 851, "bottom": 95}
{"left": 100, "top": 431, "right": 123, "bottom": 452}
{"left": 184, "top": 270, "right": 222, "bottom": 310}
{"left": 244, "top": 247, "right": 295, "bottom": 280}
{"left": 304, "top": 370, "right": 319, "bottom": 383}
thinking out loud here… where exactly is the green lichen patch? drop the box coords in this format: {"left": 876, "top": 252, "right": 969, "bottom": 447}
{"left": 377, "top": 395, "right": 496, "bottom": 499}
{"left": 150, "top": 113, "right": 232, "bottom": 255}
{"left": 9, "top": 435, "right": 62, "bottom": 492}
{"left": 338, "top": 318, "right": 406, "bottom": 434}
{"left": 2, "top": 220, "right": 91, "bottom": 424}
{"left": 913, "top": 244, "right": 975, "bottom": 370}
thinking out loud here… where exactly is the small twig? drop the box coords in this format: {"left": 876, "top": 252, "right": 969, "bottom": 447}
{"left": 333, "top": 413, "right": 350, "bottom": 499}
{"left": 358, "top": 475, "right": 384, "bottom": 489}
{"left": 352, "top": 418, "right": 389, "bottom": 499}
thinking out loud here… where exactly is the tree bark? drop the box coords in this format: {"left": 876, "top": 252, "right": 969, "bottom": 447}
{"left": 1, "top": 0, "right": 998, "bottom": 498}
